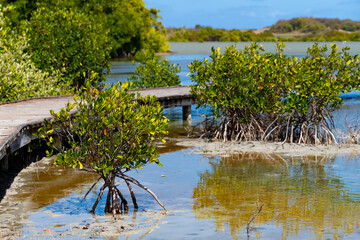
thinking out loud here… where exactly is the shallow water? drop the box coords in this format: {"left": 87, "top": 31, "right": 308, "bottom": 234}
{"left": 4, "top": 147, "right": 360, "bottom": 239}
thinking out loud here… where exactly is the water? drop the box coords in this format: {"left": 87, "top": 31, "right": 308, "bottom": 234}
{"left": 2, "top": 42, "right": 360, "bottom": 239}
{"left": 6, "top": 149, "right": 360, "bottom": 239}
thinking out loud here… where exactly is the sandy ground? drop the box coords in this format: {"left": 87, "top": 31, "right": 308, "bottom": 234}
{"left": 176, "top": 138, "right": 360, "bottom": 158}
{"left": 253, "top": 27, "right": 270, "bottom": 34}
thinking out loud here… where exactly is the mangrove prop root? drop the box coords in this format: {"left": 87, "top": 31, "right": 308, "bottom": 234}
{"left": 115, "top": 187, "right": 129, "bottom": 213}
{"left": 119, "top": 173, "right": 166, "bottom": 210}
{"left": 125, "top": 179, "right": 138, "bottom": 210}
{"left": 105, "top": 190, "right": 111, "bottom": 213}
{"left": 199, "top": 109, "right": 340, "bottom": 145}
{"left": 90, "top": 184, "right": 106, "bottom": 213}
{"left": 81, "top": 177, "right": 101, "bottom": 203}
{"left": 87, "top": 173, "right": 163, "bottom": 215}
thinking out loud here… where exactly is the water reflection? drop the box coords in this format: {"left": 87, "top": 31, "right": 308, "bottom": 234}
{"left": 2, "top": 139, "right": 188, "bottom": 212}
{"left": 192, "top": 153, "right": 360, "bottom": 239}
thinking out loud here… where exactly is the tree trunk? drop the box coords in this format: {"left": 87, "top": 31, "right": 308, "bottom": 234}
{"left": 103, "top": 175, "right": 129, "bottom": 215}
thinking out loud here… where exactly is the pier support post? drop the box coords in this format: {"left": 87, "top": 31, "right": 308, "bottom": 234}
{"left": 54, "top": 135, "right": 63, "bottom": 150}
{"left": 182, "top": 105, "right": 192, "bottom": 125}
{"left": 1, "top": 153, "right": 9, "bottom": 171}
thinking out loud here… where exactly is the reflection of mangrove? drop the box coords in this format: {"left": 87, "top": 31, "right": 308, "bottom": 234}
{"left": 7, "top": 159, "right": 98, "bottom": 209}
{"left": 192, "top": 153, "right": 360, "bottom": 239}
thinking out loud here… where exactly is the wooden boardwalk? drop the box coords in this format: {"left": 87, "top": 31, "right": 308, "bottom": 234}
{"left": 0, "top": 86, "right": 193, "bottom": 166}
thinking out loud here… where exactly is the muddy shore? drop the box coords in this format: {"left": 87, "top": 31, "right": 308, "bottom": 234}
{"left": 176, "top": 138, "right": 360, "bottom": 158}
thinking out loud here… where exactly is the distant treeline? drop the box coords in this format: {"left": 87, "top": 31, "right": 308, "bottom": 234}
{"left": 167, "top": 25, "right": 275, "bottom": 42}
{"left": 270, "top": 17, "right": 360, "bottom": 33}
{"left": 167, "top": 18, "right": 360, "bottom": 42}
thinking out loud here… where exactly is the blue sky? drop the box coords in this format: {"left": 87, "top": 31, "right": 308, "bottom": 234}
{"left": 144, "top": 0, "right": 360, "bottom": 29}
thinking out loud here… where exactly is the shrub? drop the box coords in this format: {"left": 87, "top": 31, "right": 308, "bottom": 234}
{"left": 26, "top": 7, "right": 111, "bottom": 89}
{"left": 0, "top": 6, "right": 67, "bottom": 103}
{"left": 189, "top": 42, "right": 360, "bottom": 144}
{"left": 37, "top": 80, "right": 168, "bottom": 214}
{"left": 129, "top": 51, "right": 181, "bottom": 89}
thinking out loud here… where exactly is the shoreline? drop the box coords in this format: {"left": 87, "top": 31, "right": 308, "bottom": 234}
{"left": 175, "top": 138, "right": 360, "bottom": 158}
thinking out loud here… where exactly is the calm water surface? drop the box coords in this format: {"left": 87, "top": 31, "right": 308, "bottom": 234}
{"left": 2, "top": 42, "right": 360, "bottom": 239}
{"left": 11, "top": 148, "right": 360, "bottom": 239}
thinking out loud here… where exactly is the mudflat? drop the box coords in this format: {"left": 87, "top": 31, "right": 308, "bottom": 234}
{"left": 177, "top": 138, "right": 360, "bottom": 157}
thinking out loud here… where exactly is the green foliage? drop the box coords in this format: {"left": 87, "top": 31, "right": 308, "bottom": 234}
{"left": 0, "top": 0, "right": 38, "bottom": 26}
{"left": 0, "top": 6, "right": 67, "bottom": 103}
{"left": 270, "top": 17, "right": 360, "bottom": 33}
{"left": 74, "top": 0, "right": 169, "bottom": 56}
{"left": 342, "top": 21, "right": 360, "bottom": 32}
{"left": 0, "top": 0, "right": 169, "bottom": 56}
{"left": 37, "top": 80, "right": 168, "bottom": 214}
{"left": 129, "top": 51, "right": 181, "bottom": 89}
{"left": 189, "top": 42, "right": 360, "bottom": 144}
{"left": 26, "top": 7, "right": 111, "bottom": 89}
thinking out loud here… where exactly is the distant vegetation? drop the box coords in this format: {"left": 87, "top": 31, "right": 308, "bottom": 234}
{"left": 167, "top": 18, "right": 360, "bottom": 42}
{"left": 270, "top": 17, "right": 360, "bottom": 33}
{"left": 167, "top": 25, "right": 275, "bottom": 42}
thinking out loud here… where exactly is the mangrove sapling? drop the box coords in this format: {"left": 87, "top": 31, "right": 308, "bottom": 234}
{"left": 129, "top": 50, "right": 181, "bottom": 89}
{"left": 189, "top": 42, "right": 360, "bottom": 144}
{"left": 37, "top": 80, "right": 168, "bottom": 215}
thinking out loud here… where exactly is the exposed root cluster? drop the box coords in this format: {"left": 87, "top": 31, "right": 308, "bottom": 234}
{"left": 83, "top": 172, "right": 165, "bottom": 216}
{"left": 198, "top": 107, "right": 340, "bottom": 145}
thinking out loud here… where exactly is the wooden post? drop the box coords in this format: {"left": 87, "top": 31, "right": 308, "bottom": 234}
{"left": 182, "top": 105, "right": 191, "bottom": 125}
{"left": 54, "top": 135, "right": 63, "bottom": 150}
{"left": 1, "top": 153, "right": 9, "bottom": 171}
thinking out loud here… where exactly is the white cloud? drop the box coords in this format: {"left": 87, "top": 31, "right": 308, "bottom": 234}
{"left": 269, "top": 11, "right": 289, "bottom": 18}
{"left": 241, "top": 11, "right": 257, "bottom": 17}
